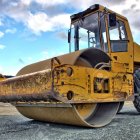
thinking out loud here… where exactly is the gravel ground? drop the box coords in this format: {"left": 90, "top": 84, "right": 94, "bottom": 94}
{"left": 0, "top": 102, "right": 140, "bottom": 140}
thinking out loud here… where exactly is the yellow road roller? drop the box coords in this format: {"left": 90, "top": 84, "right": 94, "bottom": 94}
{"left": 0, "top": 4, "right": 140, "bottom": 127}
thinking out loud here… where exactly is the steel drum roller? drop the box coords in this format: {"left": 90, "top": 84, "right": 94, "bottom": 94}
{"left": 16, "top": 48, "right": 119, "bottom": 127}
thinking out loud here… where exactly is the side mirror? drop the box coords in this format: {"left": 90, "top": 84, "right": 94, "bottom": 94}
{"left": 68, "top": 29, "right": 71, "bottom": 43}
{"left": 109, "top": 13, "right": 117, "bottom": 27}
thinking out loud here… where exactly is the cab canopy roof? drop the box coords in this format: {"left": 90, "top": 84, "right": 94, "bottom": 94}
{"left": 70, "top": 4, "right": 127, "bottom": 23}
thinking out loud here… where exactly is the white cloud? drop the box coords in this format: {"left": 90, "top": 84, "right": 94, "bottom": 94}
{"left": 51, "top": 14, "right": 70, "bottom": 28}
{"left": 17, "top": 0, "right": 66, "bottom": 8}
{"left": 0, "top": 0, "right": 139, "bottom": 40}
{"left": 5, "top": 28, "right": 17, "bottom": 34}
{"left": 21, "top": 0, "right": 32, "bottom": 5}
{"left": 67, "top": 0, "right": 95, "bottom": 10}
{"left": 27, "top": 12, "right": 70, "bottom": 35}
{"left": 0, "top": 44, "right": 6, "bottom": 49}
{"left": 0, "top": 31, "right": 4, "bottom": 38}
{"left": 34, "top": 0, "right": 65, "bottom": 6}
{"left": 0, "top": 0, "right": 71, "bottom": 35}
{"left": 27, "top": 13, "right": 52, "bottom": 34}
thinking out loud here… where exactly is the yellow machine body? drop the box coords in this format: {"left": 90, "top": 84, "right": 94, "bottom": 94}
{"left": 134, "top": 43, "right": 140, "bottom": 64}
{"left": 0, "top": 64, "right": 133, "bottom": 103}
{"left": 0, "top": 4, "right": 140, "bottom": 127}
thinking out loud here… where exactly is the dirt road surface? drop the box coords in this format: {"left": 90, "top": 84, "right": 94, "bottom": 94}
{"left": 0, "top": 102, "right": 140, "bottom": 140}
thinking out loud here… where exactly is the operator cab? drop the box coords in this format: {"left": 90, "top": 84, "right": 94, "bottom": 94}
{"left": 68, "top": 4, "right": 133, "bottom": 73}
{"left": 68, "top": 4, "right": 129, "bottom": 54}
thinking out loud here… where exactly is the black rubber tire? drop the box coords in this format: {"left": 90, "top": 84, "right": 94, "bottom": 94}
{"left": 133, "top": 68, "right": 140, "bottom": 113}
{"left": 133, "top": 96, "right": 140, "bottom": 112}
{"left": 117, "top": 102, "right": 124, "bottom": 113}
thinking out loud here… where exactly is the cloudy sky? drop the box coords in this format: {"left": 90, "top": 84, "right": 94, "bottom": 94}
{"left": 0, "top": 0, "right": 140, "bottom": 75}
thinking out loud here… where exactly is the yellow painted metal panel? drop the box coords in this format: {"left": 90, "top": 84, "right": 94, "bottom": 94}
{"left": 134, "top": 42, "right": 140, "bottom": 63}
